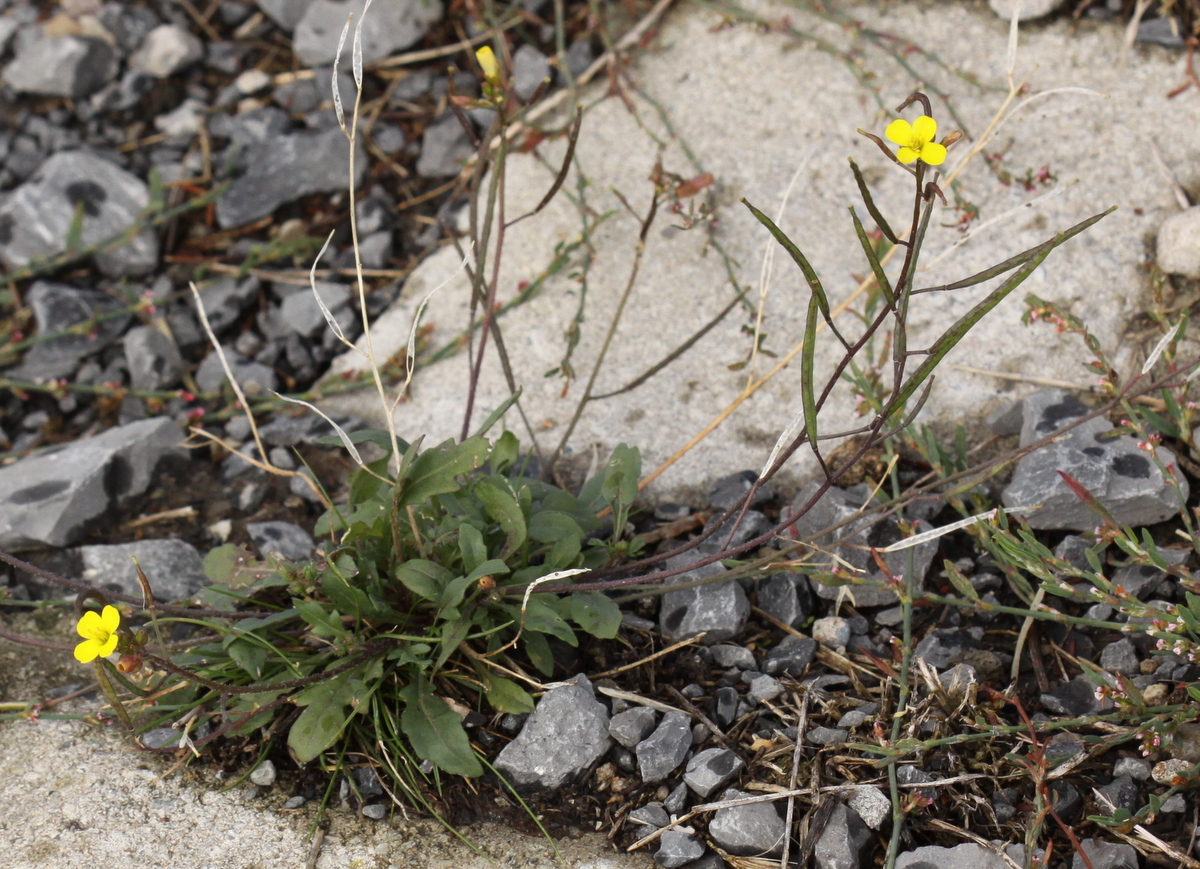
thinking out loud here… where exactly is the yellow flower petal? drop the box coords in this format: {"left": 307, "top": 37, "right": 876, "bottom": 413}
{"left": 74, "top": 639, "right": 100, "bottom": 664}
{"left": 475, "top": 46, "right": 499, "bottom": 82}
{"left": 98, "top": 632, "right": 119, "bottom": 658}
{"left": 100, "top": 605, "right": 120, "bottom": 633}
{"left": 896, "top": 147, "right": 919, "bottom": 164}
{"left": 885, "top": 119, "right": 912, "bottom": 147}
{"left": 920, "top": 142, "right": 947, "bottom": 166}
{"left": 912, "top": 115, "right": 937, "bottom": 146}
{"left": 77, "top": 610, "right": 104, "bottom": 641}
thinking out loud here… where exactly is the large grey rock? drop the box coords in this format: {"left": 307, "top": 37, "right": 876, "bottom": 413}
{"left": 654, "top": 830, "right": 704, "bottom": 868}
{"left": 494, "top": 674, "right": 611, "bottom": 791}
{"left": 255, "top": 0, "right": 316, "bottom": 30}
{"left": 0, "top": 151, "right": 158, "bottom": 277}
{"left": 897, "top": 843, "right": 1012, "bottom": 869}
{"left": 2, "top": 35, "right": 117, "bottom": 97}
{"left": 1072, "top": 840, "right": 1138, "bottom": 869}
{"left": 636, "top": 710, "right": 692, "bottom": 783}
{"left": 988, "top": 0, "right": 1066, "bottom": 21}
{"left": 710, "top": 644, "right": 755, "bottom": 670}
{"left": 195, "top": 347, "right": 278, "bottom": 395}
{"left": 609, "top": 706, "right": 657, "bottom": 749}
{"left": 512, "top": 44, "right": 550, "bottom": 102}
{"left": 258, "top": 411, "right": 363, "bottom": 446}
{"left": 787, "top": 481, "right": 937, "bottom": 606}
{"left": 9, "top": 281, "right": 130, "bottom": 382}
{"left": 246, "top": 521, "right": 314, "bottom": 562}
{"left": 292, "top": 0, "right": 442, "bottom": 67}
{"left": 124, "top": 326, "right": 184, "bottom": 391}
{"left": 683, "top": 747, "right": 744, "bottom": 798}
{"left": 913, "top": 628, "right": 976, "bottom": 669}
{"left": 708, "top": 788, "right": 786, "bottom": 857}
{"left": 1041, "top": 675, "right": 1114, "bottom": 717}
{"left": 260, "top": 282, "right": 350, "bottom": 339}
{"left": 1157, "top": 207, "right": 1200, "bottom": 278}
{"left": 755, "top": 571, "right": 812, "bottom": 628}
{"left": 1002, "top": 424, "right": 1188, "bottom": 531}
{"left": 658, "top": 556, "right": 748, "bottom": 645}
{"left": 195, "top": 275, "right": 261, "bottom": 334}
{"left": 1099, "top": 638, "right": 1139, "bottom": 675}
{"left": 707, "top": 470, "right": 774, "bottom": 511}
{"left": 763, "top": 636, "right": 816, "bottom": 677}
{"left": 78, "top": 538, "right": 207, "bottom": 602}
{"left": 127, "top": 24, "right": 203, "bottom": 77}
{"left": 216, "top": 128, "right": 367, "bottom": 228}
{"left": 814, "top": 803, "right": 872, "bottom": 869}
{"left": 0, "top": 417, "right": 185, "bottom": 548}
{"left": 847, "top": 787, "right": 891, "bottom": 830}
{"left": 416, "top": 111, "right": 476, "bottom": 179}
{"left": 1015, "top": 389, "right": 1106, "bottom": 448}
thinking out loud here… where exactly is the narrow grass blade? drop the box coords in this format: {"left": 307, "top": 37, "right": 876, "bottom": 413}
{"left": 915, "top": 207, "right": 1113, "bottom": 296}
{"left": 352, "top": 0, "right": 374, "bottom": 88}
{"left": 849, "top": 205, "right": 895, "bottom": 304}
{"left": 309, "top": 231, "right": 347, "bottom": 343}
{"left": 801, "top": 294, "right": 820, "bottom": 450}
{"left": 332, "top": 15, "right": 352, "bottom": 131}
{"left": 269, "top": 392, "right": 365, "bottom": 467}
{"left": 1142, "top": 316, "right": 1187, "bottom": 374}
{"left": 743, "top": 198, "right": 831, "bottom": 321}
{"left": 891, "top": 208, "right": 1114, "bottom": 408}
{"left": 848, "top": 158, "right": 899, "bottom": 245}
{"left": 472, "top": 389, "right": 522, "bottom": 439}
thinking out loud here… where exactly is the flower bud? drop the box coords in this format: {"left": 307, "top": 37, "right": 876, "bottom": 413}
{"left": 940, "top": 130, "right": 963, "bottom": 148}
{"left": 476, "top": 46, "right": 500, "bottom": 85}
{"left": 117, "top": 653, "right": 143, "bottom": 674}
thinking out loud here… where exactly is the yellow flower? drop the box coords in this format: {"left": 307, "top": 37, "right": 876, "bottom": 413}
{"left": 885, "top": 115, "right": 947, "bottom": 166}
{"left": 476, "top": 46, "right": 500, "bottom": 84}
{"left": 74, "top": 605, "right": 120, "bottom": 663}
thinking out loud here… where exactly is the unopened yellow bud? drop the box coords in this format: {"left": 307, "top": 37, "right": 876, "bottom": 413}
{"left": 476, "top": 46, "right": 500, "bottom": 84}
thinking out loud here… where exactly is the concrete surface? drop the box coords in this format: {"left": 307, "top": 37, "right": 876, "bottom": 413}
{"left": 0, "top": 714, "right": 647, "bottom": 868}
{"left": 323, "top": 0, "right": 1200, "bottom": 500}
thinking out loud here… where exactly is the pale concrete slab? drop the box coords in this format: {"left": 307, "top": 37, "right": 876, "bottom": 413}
{"left": 323, "top": 0, "right": 1200, "bottom": 500}
{"left": 0, "top": 714, "right": 648, "bottom": 869}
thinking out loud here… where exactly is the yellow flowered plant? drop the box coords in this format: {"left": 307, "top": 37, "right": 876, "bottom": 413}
{"left": 74, "top": 605, "right": 120, "bottom": 664}
{"left": 885, "top": 115, "right": 947, "bottom": 166}
{"left": 475, "top": 46, "right": 500, "bottom": 85}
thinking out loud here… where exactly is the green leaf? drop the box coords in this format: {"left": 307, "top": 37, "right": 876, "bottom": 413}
{"left": 523, "top": 630, "right": 554, "bottom": 676}
{"left": 892, "top": 208, "right": 1115, "bottom": 410}
{"left": 476, "top": 479, "right": 527, "bottom": 555}
{"left": 458, "top": 523, "right": 487, "bottom": 574}
{"left": 848, "top": 204, "right": 895, "bottom": 304}
{"left": 518, "top": 597, "right": 577, "bottom": 646}
{"left": 472, "top": 389, "right": 522, "bottom": 438}
{"left": 203, "top": 544, "right": 239, "bottom": 584}
{"left": 395, "top": 559, "right": 454, "bottom": 601}
{"left": 601, "top": 443, "right": 640, "bottom": 515}
{"left": 743, "top": 198, "right": 831, "bottom": 321}
{"left": 800, "top": 292, "right": 819, "bottom": 448}
{"left": 399, "top": 678, "right": 483, "bottom": 777}
{"left": 227, "top": 638, "right": 267, "bottom": 679}
{"left": 315, "top": 427, "right": 409, "bottom": 454}
{"left": 294, "top": 599, "right": 345, "bottom": 637}
{"left": 847, "top": 158, "right": 899, "bottom": 245}
{"left": 434, "top": 616, "right": 471, "bottom": 672}
{"left": 482, "top": 673, "right": 535, "bottom": 714}
{"left": 489, "top": 430, "right": 520, "bottom": 473}
{"left": 569, "top": 591, "right": 622, "bottom": 639}
{"left": 288, "top": 671, "right": 356, "bottom": 762}
{"left": 398, "top": 437, "right": 489, "bottom": 508}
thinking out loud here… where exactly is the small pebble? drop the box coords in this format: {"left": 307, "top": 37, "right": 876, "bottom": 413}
{"left": 1113, "top": 757, "right": 1152, "bottom": 781}
{"left": 1161, "top": 793, "right": 1187, "bottom": 813}
{"left": 362, "top": 803, "right": 387, "bottom": 820}
{"left": 282, "top": 796, "right": 306, "bottom": 809}
{"left": 1152, "top": 758, "right": 1192, "bottom": 785}
{"left": 812, "top": 616, "right": 851, "bottom": 648}
{"left": 249, "top": 759, "right": 276, "bottom": 786}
